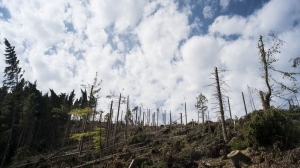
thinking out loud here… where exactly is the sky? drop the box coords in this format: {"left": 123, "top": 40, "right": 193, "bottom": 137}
{"left": 0, "top": 0, "right": 300, "bottom": 123}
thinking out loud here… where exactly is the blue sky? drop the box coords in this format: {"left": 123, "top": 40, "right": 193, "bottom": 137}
{"left": 0, "top": 0, "right": 299, "bottom": 122}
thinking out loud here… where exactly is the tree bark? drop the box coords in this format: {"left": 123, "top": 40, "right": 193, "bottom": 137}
{"left": 258, "top": 36, "right": 271, "bottom": 110}
{"left": 114, "top": 94, "right": 121, "bottom": 145}
{"left": 227, "top": 97, "right": 232, "bottom": 120}
{"left": 185, "top": 102, "right": 187, "bottom": 126}
{"left": 215, "top": 67, "right": 228, "bottom": 143}
{"left": 242, "top": 92, "right": 247, "bottom": 115}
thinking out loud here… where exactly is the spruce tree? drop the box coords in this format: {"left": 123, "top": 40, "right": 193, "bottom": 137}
{"left": 3, "top": 38, "right": 24, "bottom": 90}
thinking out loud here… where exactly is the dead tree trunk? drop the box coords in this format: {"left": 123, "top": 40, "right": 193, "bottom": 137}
{"left": 120, "top": 110, "right": 123, "bottom": 132}
{"left": 125, "top": 96, "right": 129, "bottom": 141}
{"left": 185, "top": 102, "right": 187, "bottom": 126}
{"left": 215, "top": 67, "right": 228, "bottom": 143}
{"left": 169, "top": 111, "right": 172, "bottom": 129}
{"left": 79, "top": 116, "right": 88, "bottom": 155}
{"left": 114, "top": 94, "right": 121, "bottom": 145}
{"left": 227, "top": 97, "right": 232, "bottom": 120}
{"left": 180, "top": 113, "right": 183, "bottom": 131}
{"left": 242, "top": 92, "right": 248, "bottom": 115}
{"left": 248, "top": 86, "right": 256, "bottom": 111}
{"left": 105, "top": 101, "right": 113, "bottom": 147}
{"left": 99, "top": 112, "right": 102, "bottom": 150}
{"left": 258, "top": 35, "right": 271, "bottom": 111}
{"left": 156, "top": 110, "right": 159, "bottom": 130}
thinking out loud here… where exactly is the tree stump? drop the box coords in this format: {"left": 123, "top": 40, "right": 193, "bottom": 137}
{"left": 227, "top": 150, "right": 252, "bottom": 168}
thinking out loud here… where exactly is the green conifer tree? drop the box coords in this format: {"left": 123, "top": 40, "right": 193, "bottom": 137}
{"left": 3, "top": 39, "right": 24, "bottom": 91}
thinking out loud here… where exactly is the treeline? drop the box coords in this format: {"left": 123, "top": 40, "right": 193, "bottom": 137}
{"left": 1, "top": 33, "right": 299, "bottom": 167}
{"left": 0, "top": 39, "right": 96, "bottom": 167}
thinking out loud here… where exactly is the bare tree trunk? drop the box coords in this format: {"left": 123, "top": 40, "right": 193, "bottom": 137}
{"left": 227, "top": 97, "right": 232, "bottom": 120}
{"left": 142, "top": 111, "right": 145, "bottom": 127}
{"left": 202, "top": 108, "right": 205, "bottom": 124}
{"left": 169, "top": 111, "right": 172, "bottom": 129}
{"left": 215, "top": 67, "right": 228, "bottom": 143}
{"left": 156, "top": 111, "right": 158, "bottom": 130}
{"left": 114, "top": 94, "right": 121, "bottom": 145}
{"left": 242, "top": 92, "right": 248, "bottom": 115}
{"left": 185, "top": 102, "right": 187, "bottom": 126}
{"left": 79, "top": 116, "right": 88, "bottom": 155}
{"left": 105, "top": 101, "right": 113, "bottom": 147}
{"left": 248, "top": 86, "right": 256, "bottom": 111}
{"left": 99, "top": 113, "right": 102, "bottom": 150}
{"left": 125, "top": 96, "right": 129, "bottom": 141}
{"left": 180, "top": 113, "right": 183, "bottom": 131}
{"left": 197, "top": 109, "right": 200, "bottom": 131}
{"left": 258, "top": 36, "right": 271, "bottom": 110}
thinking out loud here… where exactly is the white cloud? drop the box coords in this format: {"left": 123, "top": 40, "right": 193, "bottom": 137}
{"left": 209, "top": 0, "right": 300, "bottom": 37}
{"left": 203, "top": 6, "right": 214, "bottom": 19}
{"left": 220, "top": 0, "right": 230, "bottom": 11}
{"left": 0, "top": 0, "right": 299, "bottom": 123}
{"left": 209, "top": 15, "right": 247, "bottom": 36}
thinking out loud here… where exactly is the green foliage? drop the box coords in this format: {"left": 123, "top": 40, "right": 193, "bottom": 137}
{"left": 70, "top": 127, "right": 104, "bottom": 150}
{"left": 69, "top": 107, "right": 92, "bottom": 117}
{"left": 171, "top": 137, "right": 185, "bottom": 152}
{"left": 128, "top": 132, "right": 148, "bottom": 145}
{"left": 229, "top": 138, "right": 248, "bottom": 150}
{"left": 190, "top": 148, "right": 203, "bottom": 160}
{"left": 242, "top": 109, "right": 300, "bottom": 148}
{"left": 186, "top": 132, "right": 202, "bottom": 143}
{"left": 3, "top": 39, "right": 24, "bottom": 90}
{"left": 195, "top": 93, "right": 208, "bottom": 121}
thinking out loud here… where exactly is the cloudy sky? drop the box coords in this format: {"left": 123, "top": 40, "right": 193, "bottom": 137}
{"left": 0, "top": 0, "right": 299, "bottom": 123}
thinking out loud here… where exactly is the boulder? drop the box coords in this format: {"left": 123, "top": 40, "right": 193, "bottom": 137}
{"left": 227, "top": 150, "right": 252, "bottom": 168}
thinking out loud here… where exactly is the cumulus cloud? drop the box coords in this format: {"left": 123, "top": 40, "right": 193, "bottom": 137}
{"left": 203, "top": 6, "right": 214, "bottom": 19}
{"left": 209, "top": 0, "right": 300, "bottom": 37}
{"left": 0, "top": 0, "right": 299, "bottom": 122}
{"left": 220, "top": 0, "right": 230, "bottom": 11}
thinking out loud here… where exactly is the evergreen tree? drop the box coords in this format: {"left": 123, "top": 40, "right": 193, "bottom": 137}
{"left": 3, "top": 39, "right": 24, "bottom": 90}
{"left": 195, "top": 93, "right": 208, "bottom": 125}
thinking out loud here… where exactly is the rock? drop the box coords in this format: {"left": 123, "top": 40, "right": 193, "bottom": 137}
{"left": 227, "top": 150, "right": 252, "bottom": 168}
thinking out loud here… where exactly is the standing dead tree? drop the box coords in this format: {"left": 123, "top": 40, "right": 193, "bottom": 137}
{"left": 258, "top": 33, "right": 299, "bottom": 111}
{"left": 214, "top": 67, "right": 228, "bottom": 143}
{"left": 207, "top": 67, "right": 230, "bottom": 143}
{"left": 242, "top": 92, "right": 248, "bottom": 115}
{"left": 227, "top": 97, "right": 232, "bottom": 120}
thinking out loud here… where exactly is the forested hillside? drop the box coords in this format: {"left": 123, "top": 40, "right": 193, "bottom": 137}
{"left": 0, "top": 36, "right": 300, "bottom": 168}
